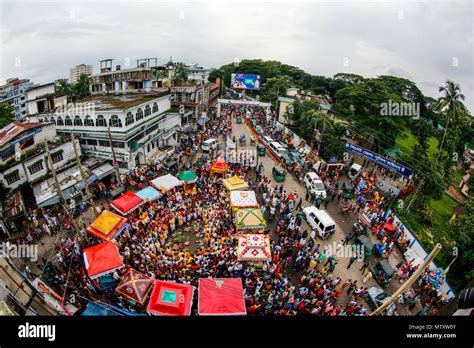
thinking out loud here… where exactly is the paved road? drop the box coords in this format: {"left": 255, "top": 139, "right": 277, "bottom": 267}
{"left": 230, "top": 116, "right": 417, "bottom": 314}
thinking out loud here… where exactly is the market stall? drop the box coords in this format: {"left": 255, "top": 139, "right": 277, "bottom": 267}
{"left": 111, "top": 191, "right": 144, "bottom": 215}
{"left": 82, "top": 241, "right": 124, "bottom": 279}
{"left": 115, "top": 268, "right": 154, "bottom": 305}
{"left": 235, "top": 208, "right": 266, "bottom": 231}
{"left": 210, "top": 156, "right": 228, "bottom": 176}
{"left": 146, "top": 280, "right": 194, "bottom": 316}
{"left": 237, "top": 234, "right": 271, "bottom": 263}
{"left": 198, "top": 278, "right": 247, "bottom": 316}
{"left": 86, "top": 210, "right": 128, "bottom": 241}
{"left": 135, "top": 186, "right": 160, "bottom": 202}
{"left": 177, "top": 170, "right": 198, "bottom": 194}
{"left": 150, "top": 174, "right": 182, "bottom": 192}
{"left": 230, "top": 190, "right": 258, "bottom": 209}
{"left": 222, "top": 175, "right": 249, "bottom": 191}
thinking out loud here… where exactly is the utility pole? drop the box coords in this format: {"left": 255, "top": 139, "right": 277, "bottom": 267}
{"left": 107, "top": 126, "right": 122, "bottom": 185}
{"left": 317, "top": 112, "right": 327, "bottom": 152}
{"left": 370, "top": 243, "right": 442, "bottom": 316}
{"left": 310, "top": 118, "right": 319, "bottom": 150}
{"left": 45, "top": 143, "right": 81, "bottom": 234}
{"left": 71, "top": 132, "right": 98, "bottom": 217}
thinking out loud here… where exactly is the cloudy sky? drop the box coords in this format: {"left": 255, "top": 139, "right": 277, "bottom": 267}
{"left": 1, "top": 0, "right": 472, "bottom": 110}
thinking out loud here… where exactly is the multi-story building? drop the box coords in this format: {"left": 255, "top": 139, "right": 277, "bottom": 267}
{"left": 26, "top": 83, "right": 67, "bottom": 119}
{"left": 37, "top": 93, "right": 181, "bottom": 170}
{"left": 0, "top": 78, "right": 34, "bottom": 120}
{"left": 89, "top": 58, "right": 170, "bottom": 95}
{"left": 277, "top": 88, "right": 331, "bottom": 125}
{"left": 0, "top": 122, "right": 79, "bottom": 191}
{"left": 70, "top": 64, "right": 93, "bottom": 83}
{"left": 186, "top": 64, "right": 213, "bottom": 84}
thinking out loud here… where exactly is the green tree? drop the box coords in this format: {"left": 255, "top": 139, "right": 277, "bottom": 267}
{"left": 447, "top": 196, "right": 474, "bottom": 289}
{"left": 437, "top": 80, "right": 469, "bottom": 161}
{"left": 0, "top": 103, "right": 14, "bottom": 127}
{"left": 70, "top": 74, "right": 90, "bottom": 102}
{"left": 172, "top": 63, "right": 189, "bottom": 85}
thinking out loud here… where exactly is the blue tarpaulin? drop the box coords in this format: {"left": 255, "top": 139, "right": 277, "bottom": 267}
{"left": 135, "top": 186, "right": 160, "bottom": 201}
{"left": 80, "top": 301, "right": 144, "bottom": 316}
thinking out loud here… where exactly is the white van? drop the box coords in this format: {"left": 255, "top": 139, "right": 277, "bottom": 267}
{"left": 269, "top": 141, "right": 287, "bottom": 157}
{"left": 201, "top": 138, "right": 219, "bottom": 152}
{"left": 348, "top": 163, "right": 362, "bottom": 180}
{"left": 263, "top": 136, "right": 273, "bottom": 144}
{"left": 304, "top": 172, "right": 327, "bottom": 198}
{"left": 302, "top": 206, "right": 336, "bottom": 239}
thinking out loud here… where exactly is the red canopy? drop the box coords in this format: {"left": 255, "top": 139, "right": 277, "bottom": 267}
{"left": 210, "top": 156, "right": 227, "bottom": 175}
{"left": 82, "top": 241, "right": 123, "bottom": 279}
{"left": 115, "top": 268, "right": 154, "bottom": 305}
{"left": 111, "top": 191, "right": 143, "bottom": 215}
{"left": 383, "top": 222, "right": 396, "bottom": 232}
{"left": 198, "top": 278, "right": 246, "bottom": 316}
{"left": 146, "top": 280, "right": 194, "bottom": 316}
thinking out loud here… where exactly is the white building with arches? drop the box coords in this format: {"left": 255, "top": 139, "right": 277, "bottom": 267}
{"left": 28, "top": 93, "right": 181, "bottom": 170}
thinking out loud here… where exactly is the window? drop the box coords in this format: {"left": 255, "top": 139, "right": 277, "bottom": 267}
{"left": 57, "top": 116, "right": 64, "bottom": 126}
{"left": 136, "top": 108, "right": 143, "bottom": 121}
{"left": 96, "top": 115, "right": 107, "bottom": 127}
{"left": 5, "top": 171, "right": 20, "bottom": 185}
{"left": 87, "top": 139, "right": 98, "bottom": 146}
{"left": 65, "top": 116, "right": 72, "bottom": 126}
{"left": 74, "top": 116, "right": 83, "bottom": 126}
{"left": 84, "top": 115, "right": 94, "bottom": 126}
{"left": 28, "top": 160, "right": 44, "bottom": 175}
{"left": 125, "top": 112, "right": 134, "bottom": 126}
{"left": 98, "top": 140, "right": 109, "bottom": 147}
{"left": 152, "top": 102, "right": 158, "bottom": 113}
{"left": 51, "top": 151, "right": 63, "bottom": 164}
{"left": 109, "top": 115, "right": 122, "bottom": 127}
{"left": 50, "top": 117, "right": 56, "bottom": 125}
{"left": 145, "top": 105, "right": 151, "bottom": 117}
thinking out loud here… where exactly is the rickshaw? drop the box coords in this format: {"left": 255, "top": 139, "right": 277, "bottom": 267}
{"left": 371, "top": 259, "right": 395, "bottom": 288}
{"left": 250, "top": 135, "right": 256, "bottom": 145}
{"left": 239, "top": 134, "right": 246, "bottom": 146}
{"left": 257, "top": 144, "right": 266, "bottom": 156}
{"left": 342, "top": 181, "right": 355, "bottom": 199}
{"left": 236, "top": 116, "right": 242, "bottom": 124}
{"left": 272, "top": 166, "right": 286, "bottom": 182}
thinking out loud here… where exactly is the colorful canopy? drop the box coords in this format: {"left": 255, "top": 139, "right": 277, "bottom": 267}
{"left": 86, "top": 210, "right": 128, "bottom": 241}
{"left": 237, "top": 234, "right": 272, "bottom": 262}
{"left": 177, "top": 170, "right": 197, "bottom": 183}
{"left": 146, "top": 280, "right": 194, "bottom": 316}
{"left": 111, "top": 191, "right": 144, "bottom": 215}
{"left": 210, "top": 156, "right": 227, "bottom": 175}
{"left": 222, "top": 175, "right": 249, "bottom": 191}
{"left": 235, "top": 208, "right": 266, "bottom": 230}
{"left": 230, "top": 190, "right": 258, "bottom": 208}
{"left": 83, "top": 241, "right": 124, "bottom": 279}
{"left": 115, "top": 269, "right": 154, "bottom": 305}
{"left": 198, "top": 278, "right": 246, "bottom": 316}
{"left": 150, "top": 174, "right": 181, "bottom": 192}
{"left": 384, "top": 222, "right": 396, "bottom": 232}
{"left": 135, "top": 186, "right": 160, "bottom": 201}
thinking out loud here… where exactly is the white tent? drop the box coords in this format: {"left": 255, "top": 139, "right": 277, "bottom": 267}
{"left": 151, "top": 174, "right": 181, "bottom": 192}
{"left": 230, "top": 190, "right": 258, "bottom": 208}
{"left": 226, "top": 137, "right": 236, "bottom": 150}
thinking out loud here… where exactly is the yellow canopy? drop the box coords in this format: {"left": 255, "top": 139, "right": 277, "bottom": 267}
{"left": 222, "top": 175, "right": 249, "bottom": 191}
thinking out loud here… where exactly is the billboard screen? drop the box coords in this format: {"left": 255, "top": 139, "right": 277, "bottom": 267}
{"left": 230, "top": 73, "right": 261, "bottom": 90}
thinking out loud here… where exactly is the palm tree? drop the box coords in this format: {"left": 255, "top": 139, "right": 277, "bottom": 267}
{"left": 437, "top": 80, "right": 467, "bottom": 163}
{"left": 172, "top": 63, "right": 189, "bottom": 85}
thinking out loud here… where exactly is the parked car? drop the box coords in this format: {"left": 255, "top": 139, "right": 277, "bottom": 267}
{"left": 348, "top": 163, "right": 362, "bottom": 180}
{"left": 272, "top": 166, "right": 286, "bottom": 182}
{"left": 371, "top": 259, "right": 395, "bottom": 288}
{"left": 304, "top": 172, "right": 327, "bottom": 198}
{"left": 288, "top": 150, "right": 305, "bottom": 166}
{"left": 302, "top": 206, "right": 336, "bottom": 239}
{"left": 364, "top": 286, "right": 389, "bottom": 311}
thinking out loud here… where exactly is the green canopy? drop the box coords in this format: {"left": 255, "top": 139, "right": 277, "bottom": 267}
{"left": 177, "top": 170, "right": 197, "bottom": 183}
{"left": 384, "top": 145, "right": 401, "bottom": 159}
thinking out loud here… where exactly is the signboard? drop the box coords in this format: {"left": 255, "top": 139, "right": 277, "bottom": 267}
{"left": 344, "top": 142, "right": 414, "bottom": 177}
{"left": 230, "top": 73, "right": 261, "bottom": 90}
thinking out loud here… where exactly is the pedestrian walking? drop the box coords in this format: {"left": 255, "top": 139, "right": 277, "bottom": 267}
{"left": 347, "top": 255, "right": 357, "bottom": 269}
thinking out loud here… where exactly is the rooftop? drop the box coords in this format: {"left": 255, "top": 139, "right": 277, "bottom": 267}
{"left": 0, "top": 122, "right": 46, "bottom": 147}
{"left": 84, "top": 93, "right": 169, "bottom": 111}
